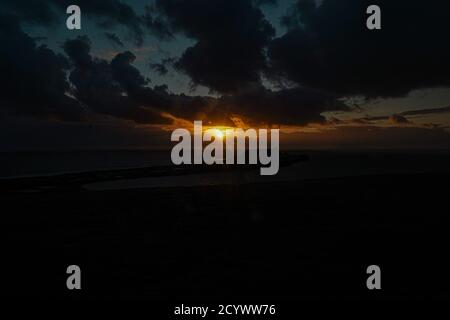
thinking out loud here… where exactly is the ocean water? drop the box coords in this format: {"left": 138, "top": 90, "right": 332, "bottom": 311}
{"left": 86, "top": 150, "right": 450, "bottom": 190}
{"left": 2, "top": 150, "right": 449, "bottom": 190}
{"left": 0, "top": 150, "right": 170, "bottom": 178}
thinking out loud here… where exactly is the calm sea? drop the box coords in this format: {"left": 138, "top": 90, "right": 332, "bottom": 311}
{"left": 0, "top": 150, "right": 170, "bottom": 178}
{"left": 1, "top": 150, "right": 449, "bottom": 189}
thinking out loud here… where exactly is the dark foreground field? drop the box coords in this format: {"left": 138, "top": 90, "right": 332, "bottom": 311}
{"left": 2, "top": 171, "right": 450, "bottom": 300}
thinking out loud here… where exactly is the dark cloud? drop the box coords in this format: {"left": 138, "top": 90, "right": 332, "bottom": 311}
{"left": 1, "top": 0, "right": 449, "bottom": 152}
{"left": 0, "top": 10, "right": 350, "bottom": 129}
{"left": 104, "top": 32, "right": 124, "bottom": 48}
{"left": 0, "top": 115, "right": 172, "bottom": 151}
{"left": 64, "top": 36, "right": 169, "bottom": 124}
{"left": 63, "top": 35, "right": 92, "bottom": 67}
{"left": 61, "top": 36, "right": 216, "bottom": 125}
{"left": 282, "top": 125, "right": 450, "bottom": 150}
{"left": 218, "top": 86, "right": 348, "bottom": 126}
{"left": 401, "top": 106, "right": 450, "bottom": 117}
{"left": 62, "top": 0, "right": 145, "bottom": 46}
{"left": 6, "top": 0, "right": 447, "bottom": 132}
{"left": 253, "top": 0, "right": 278, "bottom": 6}
{"left": 151, "top": 0, "right": 276, "bottom": 93}
{"left": 111, "top": 51, "right": 149, "bottom": 91}
{"left": 109, "top": 50, "right": 220, "bottom": 123}
{"left": 352, "top": 106, "right": 450, "bottom": 125}
{"left": 32, "top": 36, "right": 48, "bottom": 42}
{"left": 0, "top": 15, "right": 84, "bottom": 121}
{"left": 64, "top": 33, "right": 342, "bottom": 127}
{"left": 0, "top": 0, "right": 352, "bottom": 128}
{"left": 0, "top": 0, "right": 146, "bottom": 46}
{"left": 75, "top": 37, "right": 345, "bottom": 127}
{"left": 0, "top": 1, "right": 59, "bottom": 26}
{"left": 268, "top": 0, "right": 450, "bottom": 98}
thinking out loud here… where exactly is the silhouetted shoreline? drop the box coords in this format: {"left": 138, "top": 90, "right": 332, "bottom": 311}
{"left": 0, "top": 152, "right": 308, "bottom": 192}
{"left": 2, "top": 169, "right": 450, "bottom": 299}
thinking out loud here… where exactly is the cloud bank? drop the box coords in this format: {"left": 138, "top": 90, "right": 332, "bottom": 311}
{"left": 0, "top": 0, "right": 449, "bottom": 136}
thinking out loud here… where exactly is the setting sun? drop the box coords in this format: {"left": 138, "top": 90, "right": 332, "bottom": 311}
{"left": 214, "top": 129, "right": 224, "bottom": 139}
{"left": 202, "top": 126, "right": 235, "bottom": 140}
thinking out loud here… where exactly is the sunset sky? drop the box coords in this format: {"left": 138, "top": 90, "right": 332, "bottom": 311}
{"left": 1, "top": 0, "right": 450, "bottom": 150}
